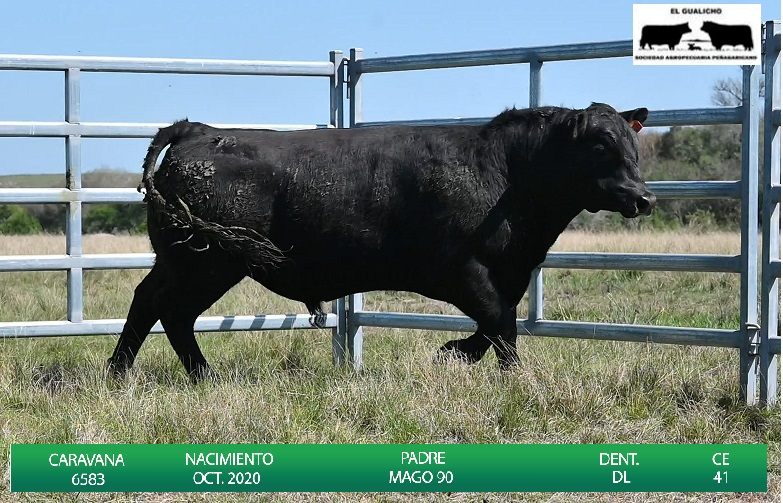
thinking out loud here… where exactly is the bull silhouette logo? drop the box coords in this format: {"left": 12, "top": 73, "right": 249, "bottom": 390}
{"left": 639, "top": 23, "right": 692, "bottom": 50}
{"left": 701, "top": 21, "right": 754, "bottom": 50}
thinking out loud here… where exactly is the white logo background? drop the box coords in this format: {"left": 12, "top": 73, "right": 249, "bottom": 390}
{"left": 633, "top": 4, "right": 761, "bottom": 65}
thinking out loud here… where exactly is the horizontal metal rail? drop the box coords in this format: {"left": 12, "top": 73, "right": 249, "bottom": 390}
{"left": 0, "top": 107, "right": 740, "bottom": 138}
{"left": 0, "top": 54, "right": 335, "bottom": 77}
{"left": 646, "top": 107, "right": 742, "bottom": 126}
{"left": 356, "top": 41, "right": 632, "bottom": 73}
{"left": 0, "top": 252, "right": 739, "bottom": 274}
{"left": 0, "top": 180, "right": 740, "bottom": 206}
{"left": 0, "top": 253, "right": 154, "bottom": 272}
{"left": 0, "top": 188, "right": 143, "bottom": 204}
{"left": 542, "top": 253, "right": 739, "bottom": 273}
{"left": 0, "top": 313, "right": 337, "bottom": 338}
{"left": 82, "top": 188, "right": 142, "bottom": 204}
{"left": 647, "top": 181, "right": 740, "bottom": 199}
{"left": 354, "top": 107, "right": 742, "bottom": 128}
{"left": 0, "top": 121, "right": 331, "bottom": 138}
{"left": 352, "top": 311, "right": 748, "bottom": 350}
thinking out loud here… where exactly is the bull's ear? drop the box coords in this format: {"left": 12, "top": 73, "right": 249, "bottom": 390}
{"left": 619, "top": 107, "right": 648, "bottom": 132}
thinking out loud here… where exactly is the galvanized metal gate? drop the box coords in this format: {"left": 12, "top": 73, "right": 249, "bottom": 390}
{"left": 0, "top": 52, "right": 345, "bottom": 336}
{"left": 338, "top": 22, "right": 781, "bottom": 407}
{"left": 0, "top": 25, "right": 779, "bottom": 406}
{"left": 760, "top": 21, "right": 781, "bottom": 406}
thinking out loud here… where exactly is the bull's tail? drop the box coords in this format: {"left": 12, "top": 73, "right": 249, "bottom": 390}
{"left": 139, "top": 119, "right": 200, "bottom": 210}
{"left": 140, "top": 120, "right": 288, "bottom": 270}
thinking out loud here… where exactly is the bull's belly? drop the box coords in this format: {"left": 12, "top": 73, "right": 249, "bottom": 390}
{"left": 253, "top": 255, "right": 455, "bottom": 305}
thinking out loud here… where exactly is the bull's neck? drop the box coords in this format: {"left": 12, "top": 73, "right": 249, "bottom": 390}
{"left": 492, "top": 126, "right": 584, "bottom": 259}
{"left": 513, "top": 189, "right": 581, "bottom": 259}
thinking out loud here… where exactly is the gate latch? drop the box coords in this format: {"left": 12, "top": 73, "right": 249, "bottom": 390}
{"left": 745, "top": 322, "right": 762, "bottom": 356}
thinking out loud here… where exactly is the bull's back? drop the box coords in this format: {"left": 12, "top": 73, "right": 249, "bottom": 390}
{"left": 265, "top": 127, "right": 494, "bottom": 262}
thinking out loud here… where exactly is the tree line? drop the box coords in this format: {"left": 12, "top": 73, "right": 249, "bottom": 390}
{"left": 0, "top": 169, "right": 147, "bottom": 235}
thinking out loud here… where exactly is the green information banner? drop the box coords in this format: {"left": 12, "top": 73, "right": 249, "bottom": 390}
{"left": 10, "top": 444, "right": 767, "bottom": 493}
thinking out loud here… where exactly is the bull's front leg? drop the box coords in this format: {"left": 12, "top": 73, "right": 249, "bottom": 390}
{"left": 435, "top": 260, "right": 520, "bottom": 368}
{"left": 436, "top": 331, "right": 493, "bottom": 364}
{"left": 436, "top": 310, "right": 519, "bottom": 368}
{"left": 490, "top": 307, "right": 521, "bottom": 369}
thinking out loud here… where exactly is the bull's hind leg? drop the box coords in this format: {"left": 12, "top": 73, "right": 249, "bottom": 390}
{"left": 437, "top": 310, "right": 519, "bottom": 368}
{"left": 436, "top": 261, "right": 520, "bottom": 368}
{"left": 108, "top": 263, "right": 166, "bottom": 377}
{"left": 159, "top": 269, "right": 244, "bottom": 382}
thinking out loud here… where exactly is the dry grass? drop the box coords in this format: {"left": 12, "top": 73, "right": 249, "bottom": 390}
{"left": 0, "top": 231, "right": 778, "bottom": 502}
{"left": 551, "top": 230, "right": 740, "bottom": 254}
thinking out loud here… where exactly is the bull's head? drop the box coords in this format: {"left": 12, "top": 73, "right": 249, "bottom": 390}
{"left": 563, "top": 103, "right": 656, "bottom": 218}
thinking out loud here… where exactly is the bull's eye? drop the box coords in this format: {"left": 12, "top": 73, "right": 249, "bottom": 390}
{"left": 592, "top": 144, "right": 612, "bottom": 160}
{"left": 591, "top": 143, "right": 619, "bottom": 169}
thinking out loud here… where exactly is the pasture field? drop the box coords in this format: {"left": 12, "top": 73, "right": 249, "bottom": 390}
{"left": 0, "top": 231, "right": 779, "bottom": 502}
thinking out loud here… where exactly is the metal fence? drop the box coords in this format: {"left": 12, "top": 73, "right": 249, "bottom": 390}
{"left": 0, "top": 51, "right": 346, "bottom": 344}
{"left": 761, "top": 21, "right": 782, "bottom": 406}
{"left": 339, "top": 25, "right": 781, "bottom": 407}
{"left": 0, "top": 25, "right": 779, "bottom": 406}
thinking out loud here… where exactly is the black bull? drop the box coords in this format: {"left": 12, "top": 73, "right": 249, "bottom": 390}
{"left": 108, "top": 103, "right": 655, "bottom": 380}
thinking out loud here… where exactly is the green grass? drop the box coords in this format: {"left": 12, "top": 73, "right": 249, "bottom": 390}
{"left": 0, "top": 232, "right": 779, "bottom": 502}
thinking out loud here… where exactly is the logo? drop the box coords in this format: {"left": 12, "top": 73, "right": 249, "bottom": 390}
{"left": 633, "top": 4, "right": 761, "bottom": 65}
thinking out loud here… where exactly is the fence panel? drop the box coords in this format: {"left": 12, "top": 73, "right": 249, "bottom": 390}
{"left": 761, "top": 21, "right": 781, "bottom": 406}
{"left": 0, "top": 53, "right": 346, "bottom": 346}
{"left": 346, "top": 23, "right": 781, "bottom": 406}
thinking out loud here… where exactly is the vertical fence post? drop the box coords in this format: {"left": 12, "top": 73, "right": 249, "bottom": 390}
{"left": 329, "top": 50, "right": 348, "bottom": 366}
{"left": 346, "top": 48, "right": 365, "bottom": 367}
{"left": 329, "top": 50, "right": 344, "bottom": 129}
{"left": 760, "top": 21, "right": 781, "bottom": 407}
{"left": 527, "top": 60, "right": 544, "bottom": 322}
{"left": 349, "top": 48, "right": 364, "bottom": 128}
{"left": 739, "top": 64, "right": 761, "bottom": 406}
{"left": 331, "top": 298, "right": 347, "bottom": 366}
{"left": 347, "top": 293, "right": 364, "bottom": 369}
{"left": 65, "top": 68, "right": 83, "bottom": 323}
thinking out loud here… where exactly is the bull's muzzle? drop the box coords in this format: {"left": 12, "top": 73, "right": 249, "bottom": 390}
{"left": 635, "top": 191, "right": 656, "bottom": 217}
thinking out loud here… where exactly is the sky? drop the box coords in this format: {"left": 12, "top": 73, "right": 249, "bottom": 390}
{"left": 0, "top": 0, "right": 779, "bottom": 177}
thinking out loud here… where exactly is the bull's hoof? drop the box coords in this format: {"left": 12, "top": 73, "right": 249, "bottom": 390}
{"left": 493, "top": 343, "right": 521, "bottom": 370}
{"left": 106, "top": 357, "right": 131, "bottom": 379}
{"left": 496, "top": 355, "right": 520, "bottom": 371}
{"left": 188, "top": 364, "right": 216, "bottom": 385}
{"left": 309, "top": 311, "right": 327, "bottom": 329}
{"left": 434, "top": 340, "right": 486, "bottom": 365}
